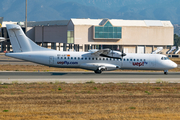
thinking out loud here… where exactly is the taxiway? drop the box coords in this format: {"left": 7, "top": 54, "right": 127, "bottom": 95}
{"left": 0, "top": 72, "right": 180, "bottom": 83}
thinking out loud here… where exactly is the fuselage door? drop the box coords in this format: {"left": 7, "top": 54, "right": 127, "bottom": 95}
{"left": 49, "top": 56, "right": 54, "bottom": 65}
{"left": 150, "top": 55, "right": 156, "bottom": 67}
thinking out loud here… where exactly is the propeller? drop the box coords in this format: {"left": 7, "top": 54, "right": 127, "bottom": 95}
{"left": 121, "top": 49, "right": 126, "bottom": 58}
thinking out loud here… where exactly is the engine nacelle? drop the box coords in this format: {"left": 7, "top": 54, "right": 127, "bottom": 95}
{"left": 100, "top": 51, "right": 125, "bottom": 59}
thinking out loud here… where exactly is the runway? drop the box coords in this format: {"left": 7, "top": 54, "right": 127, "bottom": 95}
{"left": 0, "top": 72, "right": 180, "bottom": 83}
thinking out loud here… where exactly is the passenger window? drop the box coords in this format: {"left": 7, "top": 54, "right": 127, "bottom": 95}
{"left": 123, "top": 59, "right": 125, "bottom": 61}
{"left": 127, "top": 59, "right": 129, "bottom": 61}
{"left": 140, "top": 59, "right": 142, "bottom": 61}
{"left": 137, "top": 59, "right": 139, "bottom": 61}
{"left": 68, "top": 57, "right": 70, "bottom": 59}
{"left": 61, "top": 57, "right": 63, "bottom": 59}
{"left": 120, "top": 59, "right": 122, "bottom": 61}
{"left": 99, "top": 58, "right": 101, "bottom": 60}
{"left": 78, "top": 57, "right": 80, "bottom": 60}
{"left": 161, "top": 57, "right": 163, "bottom": 60}
{"left": 134, "top": 59, "right": 135, "bottom": 61}
{"left": 71, "top": 57, "right": 73, "bottom": 59}
{"left": 81, "top": 58, "right": 83, "bottom": 60}
{"left": 130, "top": 59, "right": 132, "bottom": 61}
{"left": 103, "top": 58, "right": 105, "bottom": 60}
{"left": 64, "top": 57, "right": 66, "bottom": 59}
{"left": 96, "top": 58, "right": 98, "bottom": 60}
{"left": 74, "top": 57, "right": 76, "bottom": 60}
{"left": 92, "top": 58, "right": 94, "bottom": 60}
{"left": 85, "top": 58, "right": 87, "bottom": 60}
{"left": 144, "top": 59, "right": 146, "bottom": 61}
{"left": 106, "top": 58, "right": 108, "bottom": 60}
{"left": 89, "top": 58, "right": 91, "bottom": 60}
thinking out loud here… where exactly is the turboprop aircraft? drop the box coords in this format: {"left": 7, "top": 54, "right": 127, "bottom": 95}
{"left": 5, "top": 24, "right": 177, "bottom": 74}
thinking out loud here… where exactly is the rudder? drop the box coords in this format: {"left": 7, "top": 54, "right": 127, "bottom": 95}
{"left": 6, "top": 24, "right": 52, "bottom": 52}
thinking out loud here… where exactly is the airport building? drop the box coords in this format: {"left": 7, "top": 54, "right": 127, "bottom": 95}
{"left": 0, "top": 18, "right": 174, "bottom": 54}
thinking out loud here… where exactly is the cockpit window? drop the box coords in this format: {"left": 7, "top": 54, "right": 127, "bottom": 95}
{"left": 161, "top": 57, "right": 169, "bottom": 60}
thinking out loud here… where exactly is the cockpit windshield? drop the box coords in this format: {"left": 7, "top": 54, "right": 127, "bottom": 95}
{"left": 161, "top": 57, "right": 169, "bottom": 60}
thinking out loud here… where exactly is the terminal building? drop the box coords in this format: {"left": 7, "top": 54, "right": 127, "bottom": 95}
{"left": 0, "top": 18, "right": 174, "bottom": 54}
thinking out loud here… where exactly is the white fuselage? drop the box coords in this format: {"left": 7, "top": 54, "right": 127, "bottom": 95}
{"left": 5, "top": 24, "right": 177, "bottom": 74}
{"left": 6, "top": 50, "right": 177, "bottom": 71}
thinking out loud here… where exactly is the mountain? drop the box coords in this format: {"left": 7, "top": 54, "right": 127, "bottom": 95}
{"left": 1, "top": 0, "right": 180, "bottom": 24}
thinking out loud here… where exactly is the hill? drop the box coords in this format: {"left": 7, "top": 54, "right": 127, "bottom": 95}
{"left": 0, "top": 0, "right": 180, "bottom": 24}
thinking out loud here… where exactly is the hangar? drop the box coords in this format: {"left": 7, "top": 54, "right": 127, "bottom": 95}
{"left": 0, "top": 18, "right": 174, "bottom": 54}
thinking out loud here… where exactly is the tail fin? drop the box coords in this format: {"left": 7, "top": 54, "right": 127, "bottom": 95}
{"left": 6, "top": 24, "right": 52, "bottom": 52}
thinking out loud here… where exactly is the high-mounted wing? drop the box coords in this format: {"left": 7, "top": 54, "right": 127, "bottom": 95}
{"left": 89, "top": 49, "right": 126, "bottom": 59}
{"left": 89, "top": 49, "right": 111, "bottom": 56}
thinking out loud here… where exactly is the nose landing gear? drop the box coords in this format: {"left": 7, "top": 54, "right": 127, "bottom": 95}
{"left": 164, "top": 70, "right": 168, "bottom": 75}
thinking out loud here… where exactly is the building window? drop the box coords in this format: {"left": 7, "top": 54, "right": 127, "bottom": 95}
{"left": 67, "top": 31, "right": 74, "bottom": 44}
{"left": 94, "top": 21, "right": 122, "bottom": 39}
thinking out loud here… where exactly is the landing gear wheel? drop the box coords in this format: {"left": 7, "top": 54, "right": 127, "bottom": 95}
{"left": 164, "top": 72, "right": 168, "bottom": 75}
{"left": 94, "top": 70, "right": 102, "bottom": 74}
{"left": 164, "top": 70, "right": 168, "bottom": 75}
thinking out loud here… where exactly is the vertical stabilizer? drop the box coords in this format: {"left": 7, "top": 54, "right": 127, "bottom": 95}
{"left": 6, "top": 24, "right": 52, "bottom": 52}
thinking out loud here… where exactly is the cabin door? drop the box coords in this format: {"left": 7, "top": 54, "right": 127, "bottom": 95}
{"left": 150, "top": 55, "right": 156, "bottom": 67}
{"left": 49, "top": 56, "right": 54, "bottom": 65}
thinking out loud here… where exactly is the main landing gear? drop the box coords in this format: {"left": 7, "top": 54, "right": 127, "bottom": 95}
{"left": 94, "top": 67, "right": 106, "bottom": 74}
{"left": 94, "top": 69, "right": 102, "bottom": 74}
{"left": 164, "top": 70, "right": 168, "bottom": 75}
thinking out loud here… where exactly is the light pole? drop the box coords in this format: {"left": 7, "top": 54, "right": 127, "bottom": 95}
{"left": 25, "top": 0, "right": 27, "bottom": 34}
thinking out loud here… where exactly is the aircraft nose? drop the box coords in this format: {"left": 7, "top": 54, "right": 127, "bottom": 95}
{"left": 172, "top": 62, "right": 177, "bottom": 68}
{"left": 170, "top": 61, "right": 177, "bottom": 69}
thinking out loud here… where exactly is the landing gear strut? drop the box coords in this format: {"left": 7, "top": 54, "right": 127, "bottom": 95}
{"left": 94, "top": 67, "right": 106, "bottom": 74}
{"left": 94, "top": 69, "right": 102, "bottom": 74}
{"left": 164, "top": 70, "right": 168, "bottom": 75}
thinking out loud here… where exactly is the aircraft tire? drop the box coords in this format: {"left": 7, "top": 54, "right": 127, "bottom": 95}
{"left": 164, "top": 72, "right": 168, "bottom": 75}
{"left": 94, "top": 70, "right": 102, "bottom": 74}
{"left": 164, "top": 70, "right": 168, "bottom": 75}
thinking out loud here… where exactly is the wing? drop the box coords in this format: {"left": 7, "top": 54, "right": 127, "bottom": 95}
{"left": 89, "top": 49, "right": 111, "bottom": 56}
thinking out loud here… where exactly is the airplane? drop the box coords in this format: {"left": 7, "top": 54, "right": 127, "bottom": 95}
{"left": 5, "top": 24, "right": 177, "bottom": 74}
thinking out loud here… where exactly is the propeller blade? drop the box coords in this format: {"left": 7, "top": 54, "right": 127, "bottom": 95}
{"left": 121, "top": 49, "right": 126, "bottom": 57}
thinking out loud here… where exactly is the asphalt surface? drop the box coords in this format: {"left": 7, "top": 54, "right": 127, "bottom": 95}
{"left": 0, "top": 72, "right": 180, "bottom": 83}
